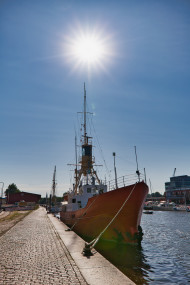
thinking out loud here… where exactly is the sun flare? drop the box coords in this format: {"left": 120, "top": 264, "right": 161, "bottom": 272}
{"left": 63, "top": 26, "right": 114, "bottom": 73}
{"left": 71, "top": 35, "right": 106, "bottom": 64}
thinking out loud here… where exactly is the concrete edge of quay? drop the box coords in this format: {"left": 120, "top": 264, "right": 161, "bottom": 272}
{"left": 48, "top": 213, "right": 135, "bottom": 285}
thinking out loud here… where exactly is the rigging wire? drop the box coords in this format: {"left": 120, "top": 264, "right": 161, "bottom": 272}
{"left": 77, "top": 100, "right": 111, "bottom": 180}
{"left": 89, "top": 115, "right": 111, "bottom": 180}
{"left": 116, "top": 153, "right": 136, "bottom": 166}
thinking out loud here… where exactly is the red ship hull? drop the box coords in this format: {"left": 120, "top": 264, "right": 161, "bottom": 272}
{"left": 60, "top": 181, "right": 148, "bottom": 244}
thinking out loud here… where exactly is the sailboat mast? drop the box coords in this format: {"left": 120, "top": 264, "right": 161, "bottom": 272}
{"left": 84, "top": 83, "right": 87, "bottom": 144}
{"left": 52, "top": 166, "right": 56, "bottom": 196}
{"left": 52, "top": 165, "right": 56, "bottom": 205}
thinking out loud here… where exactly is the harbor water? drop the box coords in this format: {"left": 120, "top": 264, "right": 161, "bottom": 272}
{"left": 97, "top": 211, "right": 190, "bottom": 284}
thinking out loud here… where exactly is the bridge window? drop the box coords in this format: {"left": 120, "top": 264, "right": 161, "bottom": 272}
{"left": 87, "top": 188, "right": 91, "bottom": 193}
{"left": 82, "top": 145, "right": 92, "bottom": 156}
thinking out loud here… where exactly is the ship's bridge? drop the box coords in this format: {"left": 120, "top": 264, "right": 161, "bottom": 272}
{"left": 65, "top": 183, "right": 107, "bottom": 212}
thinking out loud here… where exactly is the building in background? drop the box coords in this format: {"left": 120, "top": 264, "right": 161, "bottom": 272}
{"left": 7, "top": 192, "right": 41, "bottom": 205}
{"left": 165, "top": 175, "right": 190, "bottom": 204}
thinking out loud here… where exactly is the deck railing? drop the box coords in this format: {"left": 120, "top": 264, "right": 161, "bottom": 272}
{"left": 108, "top": 172, "right": 145, "bottom": 191}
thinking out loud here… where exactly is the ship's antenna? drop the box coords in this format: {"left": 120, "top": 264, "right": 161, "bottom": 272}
{"left": 75, "top": 134, "right": 78, "bottom": 184}
{"left": 84, "top": 82, "right": 87, "bottom": 144}
{"left": 113, "top": 152, "right": 118, "bottom": 189}
{"left": 134, "top": 146, "right": 140, "bottom": 182}
{"left": 75, "top": 134, "right": 78, "bottom": 169}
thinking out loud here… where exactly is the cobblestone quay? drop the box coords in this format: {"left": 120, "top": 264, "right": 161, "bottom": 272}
{"left": 0, "top": 207, "right": 87, "bottom": 285}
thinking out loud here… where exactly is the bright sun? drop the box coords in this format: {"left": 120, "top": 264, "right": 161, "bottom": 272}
{"left": 63, "top": 26, "right": 113, "bottom": 72}
{"left": 71, "top": 35, "right": 105, "bottom": 64}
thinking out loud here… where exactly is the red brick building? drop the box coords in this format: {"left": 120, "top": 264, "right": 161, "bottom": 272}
{"left": 7, "top": 192, "right": 41, "bottom": 204}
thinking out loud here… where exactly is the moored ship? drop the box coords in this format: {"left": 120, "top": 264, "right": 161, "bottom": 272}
{"left": 60, "top": 84, "right": 148, "bottom": 245}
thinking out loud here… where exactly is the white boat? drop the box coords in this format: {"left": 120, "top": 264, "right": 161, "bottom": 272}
{"left": 153, "top": 201, "right": 176, "bottom": 211}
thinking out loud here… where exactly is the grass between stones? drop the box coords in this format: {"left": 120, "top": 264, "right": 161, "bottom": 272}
{"left": 0, "top": 210, "right": 32, "bottom": 237}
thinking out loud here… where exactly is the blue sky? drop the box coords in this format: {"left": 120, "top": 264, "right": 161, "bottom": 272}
{"left": 1, "top": 0, "right": 190, "bottom": 196}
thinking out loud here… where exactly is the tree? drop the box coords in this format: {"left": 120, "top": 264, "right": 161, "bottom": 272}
{"left": 39, "top": 197, "right": 47, "bottom": 204}
{"left": 5, "top": 183, "right": 20, "bottom": 196}
{"left": 152, "top": 191, "right": 163, "bottom": 197}
{"left": 56, "top": 197, "right": 63, "bottom": 203}
{"left": 147, "top": 191, "right": 163, "bottom": 198}
{"left": 39, "top": 196, "right": 63, "bottom": 204}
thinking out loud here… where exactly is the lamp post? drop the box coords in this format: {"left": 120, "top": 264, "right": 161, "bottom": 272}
{"left": 113, "top": 152, "right": 118, "bottom": 189}
{"left": 0, "top": 182, "right": 4, "bottom": 209}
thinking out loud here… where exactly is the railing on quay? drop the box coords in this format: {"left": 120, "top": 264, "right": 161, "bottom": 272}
{"left": 108, "top": 172, "right": 145, "bottom": 191}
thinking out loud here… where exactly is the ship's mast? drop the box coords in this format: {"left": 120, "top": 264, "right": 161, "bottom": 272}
{"left": 74, "top": 134, "right": 78, "bottom": 188}
{"left": 72, "top": 84, "right": 101, "bottom": 194}
{"left": 84, "top": 83, "right": 87, "bottom": 144}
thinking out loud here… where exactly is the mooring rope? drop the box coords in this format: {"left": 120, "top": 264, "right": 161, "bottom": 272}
{"left": 83, "top": 183, "right": 137, "bottom": 255}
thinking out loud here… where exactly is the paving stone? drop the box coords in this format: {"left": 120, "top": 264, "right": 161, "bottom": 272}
{"left": 0, "top": 207, "right": 87, "bottom": 285}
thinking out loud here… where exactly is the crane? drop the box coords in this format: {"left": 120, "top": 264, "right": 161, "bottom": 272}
{"left": 173, "top": 168, "right": 176, "bottom": 177}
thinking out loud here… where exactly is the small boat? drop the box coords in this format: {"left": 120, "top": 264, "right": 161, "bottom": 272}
{"left": 186, "top": 206, "right": 190, "bottom": 212}
{"left": 60, "top": 84, "right": 148, "bottom": 246}
{"left": 153, "top": 201, "right": 176, "bottom": 211}
{"left": 144, "top": 201, "right": 153, "bottom": 210}
{"left": 143, "top": 210, "right": 153, "bottom": 214}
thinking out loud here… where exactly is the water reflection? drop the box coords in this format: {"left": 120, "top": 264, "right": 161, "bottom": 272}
{"left": 94, "top": 211, "right": 190, "bottom": 284}
{"left": 96, "top": 241, "right": 151, "bottom": 284}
